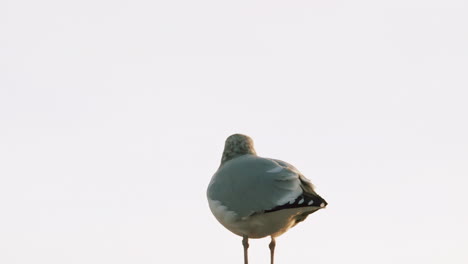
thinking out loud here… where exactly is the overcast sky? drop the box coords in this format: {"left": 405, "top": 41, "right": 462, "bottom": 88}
{"left": 1, "top": 0, "right": 467, "bottom": 264}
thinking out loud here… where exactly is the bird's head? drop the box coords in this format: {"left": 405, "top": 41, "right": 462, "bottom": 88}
{"left": 221, "top": 134, "right": 257, "bottom": 164}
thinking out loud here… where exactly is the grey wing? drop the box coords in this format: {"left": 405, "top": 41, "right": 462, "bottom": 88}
{"left": 269, "top": 158, "right": 327, "bottom": 209}
{"left": 207, "top": 155, "right": 305, "bottom": 218}
{"left": 271, "top": 159, "right": 318, "bottom": 195}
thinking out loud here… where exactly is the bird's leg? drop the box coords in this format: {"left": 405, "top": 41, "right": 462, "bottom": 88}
{"left": 269, "top": 237, "right": 276, "bottom": 264}
{"left": 242, "top": 235, "right": 249, "bottom": 264}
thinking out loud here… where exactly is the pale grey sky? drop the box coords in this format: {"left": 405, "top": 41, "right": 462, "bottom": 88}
{"left": 1, "top": 0, "right": 467, "bottom": 264}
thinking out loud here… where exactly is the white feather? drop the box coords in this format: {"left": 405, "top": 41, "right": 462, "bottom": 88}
{"left": 266, "top": 166, "right": 283, "bottom": 173}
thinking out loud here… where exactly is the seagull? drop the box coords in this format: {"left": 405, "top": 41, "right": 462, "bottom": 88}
{"left": 207, "top": 134, "right": 327, "bottom": 264}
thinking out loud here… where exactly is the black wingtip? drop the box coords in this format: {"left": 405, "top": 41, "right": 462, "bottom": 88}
{"left": 303, "top": 192, "right": 328, "bottom": 208}
{"left": 264, "top": 193, "right": 328, "bottom": 213}
{"left": 316, "top": 195, "right": 328, "bottom": 208}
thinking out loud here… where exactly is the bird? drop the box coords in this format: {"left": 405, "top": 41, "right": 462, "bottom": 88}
{"left": 207, "top": 134, "right": 327, "bottom": 264}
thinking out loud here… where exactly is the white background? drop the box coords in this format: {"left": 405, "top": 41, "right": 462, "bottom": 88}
{"left": 1, "top": 0, "right": 467, "bottom": 263}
